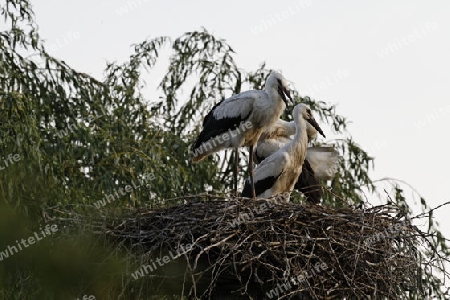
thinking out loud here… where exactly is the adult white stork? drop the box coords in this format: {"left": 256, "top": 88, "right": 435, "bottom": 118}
{"left": 253, "top": 118, "right": 339, "bottom": 203}
{"left": 241, "top": 104, "right": 325, "bottom": 200}
{"left": 191, "top": 72, "right": 292, "bottom": 198}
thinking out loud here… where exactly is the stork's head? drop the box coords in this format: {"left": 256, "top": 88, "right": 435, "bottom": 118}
{"left": 293, "top": 104, "right": 325, "bottom": 138}
{"left": 265, "top": 72, "right": 293, "bottom": 106}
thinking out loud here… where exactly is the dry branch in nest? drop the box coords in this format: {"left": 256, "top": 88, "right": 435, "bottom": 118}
{"left": 81, "top": 195, "right": 435, "bottom": 300}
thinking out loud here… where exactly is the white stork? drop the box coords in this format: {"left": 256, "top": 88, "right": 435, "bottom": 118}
{"left": 191, "top": 72, "right": 292, "bottom": 198}
{"left": 253, "top": 118, "right": 339, "bottom": 203}
{"left": 241, "top": 104, "right": 325, "bottom": 200}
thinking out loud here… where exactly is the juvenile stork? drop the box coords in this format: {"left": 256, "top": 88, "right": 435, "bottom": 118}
{"left": 254, "top": 118, "right": 339, "bottom": 203}
{"left": 241, "top": 104, "right": 324, "bottom": 200}
{"left": 191, "top": 72, "right": 292, "bottom": 198}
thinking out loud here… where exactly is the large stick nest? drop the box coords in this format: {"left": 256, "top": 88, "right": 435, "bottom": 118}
{"left": 95, "top": 196, "right": 428, "bottom": 299}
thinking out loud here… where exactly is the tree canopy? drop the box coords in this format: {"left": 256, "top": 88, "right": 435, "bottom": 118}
{"left": 1, "top": 0, "right": 449, "bottom": 298}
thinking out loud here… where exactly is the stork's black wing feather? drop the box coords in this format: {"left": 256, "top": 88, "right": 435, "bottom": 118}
{"left": 192, "top": 105, "right": 251, "bottom": 151}
{"left": 202, "top": 98, "right": 225, "bottom": 127}
{"left": 241, "top": 173, "right": 281, "bottom": 198}
{"left": 294, "top": 160, "right": 322, "bottom": 204}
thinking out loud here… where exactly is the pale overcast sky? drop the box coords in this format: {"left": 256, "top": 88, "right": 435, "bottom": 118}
{"left": 31, "top": 1, "right": 450, "bottom": 238}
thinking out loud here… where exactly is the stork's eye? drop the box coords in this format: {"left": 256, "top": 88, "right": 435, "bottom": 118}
{"left": 307, "top": 109, "right": 311, "bottom": 115}
{"left": 277, "top": 78, "right": 282, "bottom": 85}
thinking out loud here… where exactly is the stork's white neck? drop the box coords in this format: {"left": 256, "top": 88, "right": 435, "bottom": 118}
{"left": 284, "top": 117, "right": 308, "bottom": 161}
{"left": 265, "top": 85, "right": 281, "bottom": 105}
{"left": 264, "top": 74, "right": 278, "bottom": 93}
{"left": 251, "top": 85, "right": 286, "bottom": 131}
{"left": 285, "top": 121, "right": 296, "bottom": 136}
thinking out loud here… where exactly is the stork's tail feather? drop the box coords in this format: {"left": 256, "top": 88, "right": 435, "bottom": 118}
{"left": 294, "top": 160, "right": 322, "bottom": 204}
{"left": 305, "top": 146, "right": 340, "bottom": 180}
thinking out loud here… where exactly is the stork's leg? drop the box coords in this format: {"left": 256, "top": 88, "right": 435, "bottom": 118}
{"left": 233, "top": 147, "right": 238, "bottom": 197}
{"left": 249, "top": 146, "right": 256, "bottom": 199}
